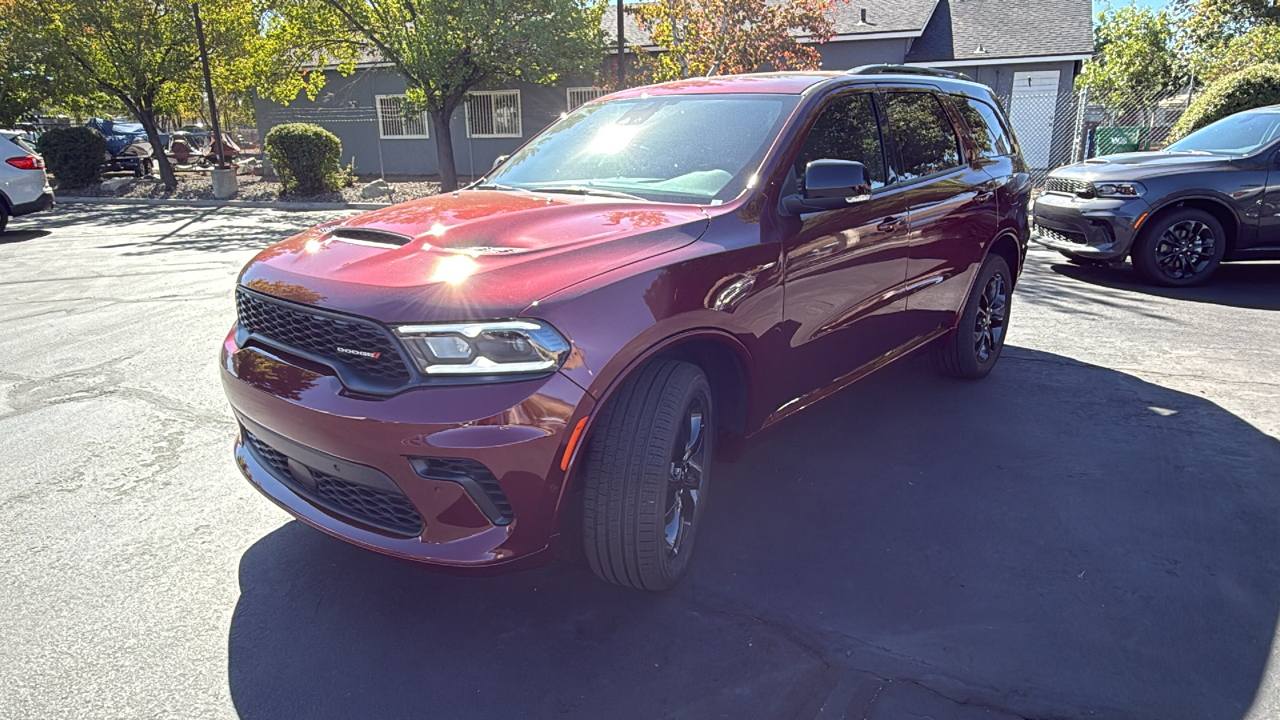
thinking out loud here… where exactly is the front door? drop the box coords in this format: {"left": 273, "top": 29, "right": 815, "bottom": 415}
{"left": 778, "top": 90, "right": 913, "bottom": 408}
{"left": 880, "top": 89, "right": 999, "bottom": 341}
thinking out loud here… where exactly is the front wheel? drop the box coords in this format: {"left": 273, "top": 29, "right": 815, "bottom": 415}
{"left": 1131, "top": 208, "right": 1225, "bottom": 287}
{"left": 581, "top": 360, "right": 713, "bottom": 591}
{"left": 931, "top": 253, "right": 1012, "bottom": 380}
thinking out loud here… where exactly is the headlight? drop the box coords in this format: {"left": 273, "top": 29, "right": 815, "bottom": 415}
{"left": 394, "top": 320, "right": 570, "bottom": 375}
{"left": 1093, "top": 182, "right": 1144, "bottom": 197}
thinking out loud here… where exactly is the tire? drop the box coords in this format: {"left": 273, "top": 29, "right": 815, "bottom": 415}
{"left": 0, "top": 205, "right": 8, "bottom": 234}
{"left": 581, "top": 360, "right": 714, "bottom": 591}
{"left": 1131, "top": 208, "right": 1225, "bottom": 287}
{"left": 930, "top": 253, "right": 1012, "bottom": 380}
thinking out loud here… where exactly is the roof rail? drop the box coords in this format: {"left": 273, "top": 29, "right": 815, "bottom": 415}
{"left": 847, "top": 64, "right": 974, "bottom": 82}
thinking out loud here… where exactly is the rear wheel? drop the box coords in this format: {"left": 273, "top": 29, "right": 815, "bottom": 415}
{"left": 930, "top": 253, "right": 1012, "bottom": 380}
{"left": 1131, "top": 208, "right": 1225, "bottom": 287}
{"left": 581, "top": 360, "right": 713, "bottom": 591}
{"left": 0, "top": 204, "right": 8, "bottom": 234}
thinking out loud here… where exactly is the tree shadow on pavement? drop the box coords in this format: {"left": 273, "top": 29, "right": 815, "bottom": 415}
{"left": 227, "top": 349, "right": 1280, "bottom": 720}
{"left": 29, "top": 204, "right": 351, "bottom": 256}
{"left": 1048, "top": 259, "right": 1280, "bottom": 312}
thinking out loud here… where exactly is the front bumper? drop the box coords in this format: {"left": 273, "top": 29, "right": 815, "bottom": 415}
{"left": 222, "top": 330, "right": 595, "bottom": 572}
{"left": 1031, "top": 192, "right": 1150, "bottom": 261}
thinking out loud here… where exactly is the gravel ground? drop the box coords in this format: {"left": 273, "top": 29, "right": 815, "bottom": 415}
{"left": 55, "top": 173, "right": 442, "bottom": 205}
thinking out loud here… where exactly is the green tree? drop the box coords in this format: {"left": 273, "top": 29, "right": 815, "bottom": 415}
{"left": 16, "top": 0, "right": 272, "bottom": 189}
{"left": 629, "top": 0, "right": 838, "bottom": 83}
{"left": 0, "top": 1, "right": 80, "bottom": 126}
{"left": 1176, "top": 0, "right": 1280, "bottom": 82}
{"left": 1080, "top": 3, "right": 1184, "bottom": 106}
{"left": 260, "top": 0, "right": 606, "bottom": 191}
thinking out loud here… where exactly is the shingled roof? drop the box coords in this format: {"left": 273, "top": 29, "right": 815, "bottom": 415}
{"left": 601, "top": 0, "right": 940, "bottom": 47}
{"left": 905, "top": 0, "right": 1094, "bottom": 62}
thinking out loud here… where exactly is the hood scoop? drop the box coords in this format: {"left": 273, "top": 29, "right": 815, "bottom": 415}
{"left": 1084, "top": 158, "right": 1108, "bottom": 164}
{"left": 330, "top": 227, "right": 415, "bottom": 247}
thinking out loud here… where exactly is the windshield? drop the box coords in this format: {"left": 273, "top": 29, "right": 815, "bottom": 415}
{"left": 484, "top": 93, "right": 801, "bottom": 205}
{"left": 1165, "top": 111, "right": 1280, "bottom": 156}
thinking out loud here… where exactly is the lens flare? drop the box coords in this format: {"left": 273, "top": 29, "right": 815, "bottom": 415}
{"left": 430, "top": 255, "right": 478, "bottom": 285}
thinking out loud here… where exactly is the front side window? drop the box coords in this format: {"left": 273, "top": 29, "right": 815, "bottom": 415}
{"left": 884, "top": 92, "right": 963, "bottom": 180}
{"left": 952, "top": 95, "right": 1012, "bottom": 158}
{"left": 486, "top": 93, "right": 801, "bottom": 205}
{"left": 794, "top": 92, "right": 887, "bottom": 189}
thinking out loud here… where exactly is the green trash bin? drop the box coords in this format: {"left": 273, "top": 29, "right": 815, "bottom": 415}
{"left": 1095, "top": 126, "right": 1150, "bottom": 156}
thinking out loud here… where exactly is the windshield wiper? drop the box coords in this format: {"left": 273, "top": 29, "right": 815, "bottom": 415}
{"left": 534, "top": 185, "right": 650, "bottom": 202}
{"left": 472, "top": 182, "right": 532, "bottom": 193}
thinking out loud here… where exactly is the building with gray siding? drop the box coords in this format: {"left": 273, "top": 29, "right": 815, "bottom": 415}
{"left": 252, "top": 0, "right": 1094, "bottom": 178}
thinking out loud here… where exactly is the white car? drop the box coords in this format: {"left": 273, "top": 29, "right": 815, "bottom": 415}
{"left": 0, "top": 130, "right": 55, "bottom": 232}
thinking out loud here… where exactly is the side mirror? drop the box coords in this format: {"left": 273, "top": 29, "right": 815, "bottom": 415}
{"left": 492, "top": 154, "right": 510, "bottom": 170}
{"left": 782, "top": 159, "right": 872, "bottom": 214}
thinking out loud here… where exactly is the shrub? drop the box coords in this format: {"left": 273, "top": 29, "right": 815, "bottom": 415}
{"left": 1170, "top": 63, "right": 1280, "bottom": 141}
{"left": 36, "top": 126, "right": 107, "bottom": 188}
{"left": 263, "top": 123, "right": 344, "bottom": 195}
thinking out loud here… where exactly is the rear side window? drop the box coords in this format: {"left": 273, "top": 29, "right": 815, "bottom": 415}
{"left": 795, "top": 92, "right": 888, "bottom": 189}
{"left": 6, "top": 136, "right": 36, "bottom": 154}
{"left": 952, "top": 95, "right": 1013, "bottom": 158}
{"left": 883, "top": 92, "right": 962, "bottom": 180}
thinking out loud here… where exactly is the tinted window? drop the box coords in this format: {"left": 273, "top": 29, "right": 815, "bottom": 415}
{"left": 884, "top": 92, "right": 962, "bottom": 180}
{"left": 952, "top": 95, "right": 1012, "bottom": 158}
{"left": 795, "top": 92, "right": 887, "bottom": 189}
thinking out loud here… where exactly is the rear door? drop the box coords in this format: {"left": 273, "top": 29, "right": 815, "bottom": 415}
{"left": 880, "top": 88, "right": 999, "bottom": 340}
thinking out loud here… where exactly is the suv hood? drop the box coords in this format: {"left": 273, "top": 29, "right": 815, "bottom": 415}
{"left": 1052, "top": 151, "right": 1231, "bottom": 181}
{"left": 238, "top": 190, "right": 709, "bottom": 324}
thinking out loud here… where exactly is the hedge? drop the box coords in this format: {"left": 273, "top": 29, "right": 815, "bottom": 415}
{"left": 1170, "top": 63, "right": 1280, "bottom": 141}
{"left": 263, "top": 123, "right": 344, "bottom": 196}
{"left": 36, "top": 126, "right": 107, "bottom": 188}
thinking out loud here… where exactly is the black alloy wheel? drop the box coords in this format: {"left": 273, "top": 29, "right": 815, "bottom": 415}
{"left": 931, "top": 253, "right": 1012, "bottom": 380}
{"left": 581, "top": 360, "right": 714, "bottom": 591}
{"left": 1133, "top": 208, "right": 1225, "bottom": 287}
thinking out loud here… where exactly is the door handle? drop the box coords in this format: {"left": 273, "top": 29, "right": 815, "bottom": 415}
{"left": 877, "top": 216, "right": 904, "bottom": 233}
{"left": 976, "top": 191, "right": 994, "bottom": 204}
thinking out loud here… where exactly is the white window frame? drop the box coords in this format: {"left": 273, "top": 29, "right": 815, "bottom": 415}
{"left": 566, "top": 86, "right": 604, "bottom": 112}
{"left": 465, "top": 90, "right": 522, "bottom": 139}
{"left": 375, "top": 94, "right": 429, "bottom": 139}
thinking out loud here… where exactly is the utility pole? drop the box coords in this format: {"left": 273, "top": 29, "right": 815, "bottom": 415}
{"left": 616, "top": 0, "right": 625, "bottom": 86}
{"left": 192, "top": 2, "right": 226, "bottom": 170}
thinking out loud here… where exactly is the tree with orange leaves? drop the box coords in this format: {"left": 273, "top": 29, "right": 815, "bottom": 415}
{"left": 629, "top": 0, "right": 845, "bottom": 83}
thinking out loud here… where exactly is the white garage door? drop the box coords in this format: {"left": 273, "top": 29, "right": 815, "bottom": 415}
{"left": 1008, "top": 70, "right": 1060, "bottom": 170}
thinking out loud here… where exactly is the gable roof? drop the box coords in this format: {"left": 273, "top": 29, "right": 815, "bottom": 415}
{"left": 601, "top": 0, "right": 939, "bottom": 47}
{"left": 906, "top": 0, "right": 1094, "bottom": 63}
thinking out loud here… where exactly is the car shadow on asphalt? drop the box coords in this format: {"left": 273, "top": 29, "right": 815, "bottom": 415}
{"left": 227, "top": 349, "right": 1280, "bottom": 720}
{"left": 1048, "top": 260, "right": 1280, "bottom": 311}
{"left": 0, "top": 229, "right": 51, "bottom": 244}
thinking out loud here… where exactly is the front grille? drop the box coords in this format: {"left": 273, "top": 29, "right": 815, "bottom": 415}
{"left": 412, "top": 456, "right": 514, "bottom": 525}
{"left": 1035, "top": 224, "right": 1087, "bottom": 245}
{"left": 1045, "top": 177, "right": 1094, "bottom": 197}
{"left": 235, "top": 287, "right": 412, "bottom": 387}
{"left": 311, "top": 470, "right": 425, "bottom": 536}
{"left": 241, "top": 428, "right": 425, "bottom": 537}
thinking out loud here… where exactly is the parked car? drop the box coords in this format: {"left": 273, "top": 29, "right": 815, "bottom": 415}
{"left": 221, "top": 69, "right": 1030, "bottom": 590}
{"left": 0, "top": 130, "right": 54, "bottom": 232}
{"left": 1033, "top": 105, "right": 1280, "bottom": 286}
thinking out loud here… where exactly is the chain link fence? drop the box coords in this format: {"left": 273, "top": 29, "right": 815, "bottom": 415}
{"left": 994, "top": 83, "right": 1199, "bottom": 188}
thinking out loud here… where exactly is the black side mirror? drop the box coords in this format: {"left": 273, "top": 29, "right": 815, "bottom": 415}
{"left": 782, "top": 159, "right": 872, "bottom": 214}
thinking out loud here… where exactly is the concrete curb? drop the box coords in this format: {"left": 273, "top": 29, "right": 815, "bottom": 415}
{"left": 55, "top": 195, "right": 392, "bottom": 211}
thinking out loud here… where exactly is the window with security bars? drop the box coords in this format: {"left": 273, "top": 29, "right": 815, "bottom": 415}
{"left": 567, "top": 87, "right": 604, "bottom": 111}
{"left": 466, "top": 90, "right": 522, "bottom": 138}
{"left": 376, "top": 95, "right": 429, "bottom": 139}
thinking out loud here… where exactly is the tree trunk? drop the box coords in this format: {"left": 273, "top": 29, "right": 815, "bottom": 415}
{"left": 431, "top": 108, "right": 459, "bottom": 192}
{"left": 134, "top": 104, "right": 177, "bottom": 190}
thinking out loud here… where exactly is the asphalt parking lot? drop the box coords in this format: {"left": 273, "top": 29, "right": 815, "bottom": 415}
{"left": 2, "top": 203, "right": 1279, "bottom": 720}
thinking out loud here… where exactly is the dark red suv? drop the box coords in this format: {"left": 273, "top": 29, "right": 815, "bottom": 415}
{"left": 223, "top": 69, "right": 1029, "bottom": 590}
